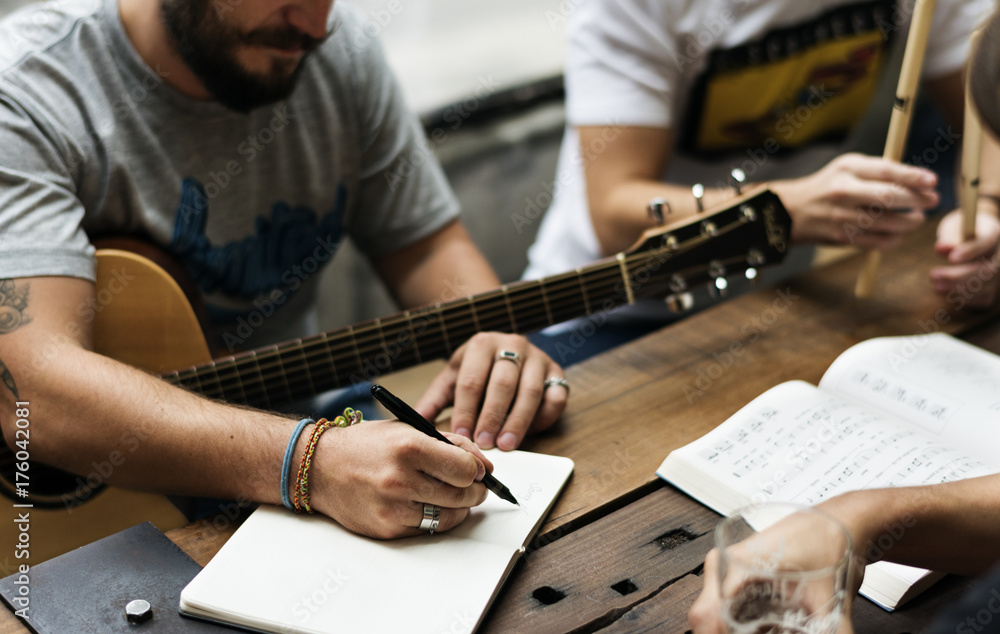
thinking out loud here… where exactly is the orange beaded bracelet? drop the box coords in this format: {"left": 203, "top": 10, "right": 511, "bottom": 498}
{"left": 293, "top": 408, "right": 363, "bottom": 514}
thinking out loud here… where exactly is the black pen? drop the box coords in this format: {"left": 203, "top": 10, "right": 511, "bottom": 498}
{"left": 370, "top": 384, "right": 520, "bottom": 506}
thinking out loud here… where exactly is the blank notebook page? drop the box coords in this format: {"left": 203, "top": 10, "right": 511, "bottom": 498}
{"left": 180, "top": 449, "right": 574, "bottom": 634}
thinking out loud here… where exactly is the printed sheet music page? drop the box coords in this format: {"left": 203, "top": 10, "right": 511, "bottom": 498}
{"left": 657, "top": 333, "right": 1000, "bottom": 609}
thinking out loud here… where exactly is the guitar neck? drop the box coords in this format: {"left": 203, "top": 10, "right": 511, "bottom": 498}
{"left": 160, "top": 189, "right": 791, "bottom": 410}
{"left": 160, "top": 262, "right": 634, "bottom": 410}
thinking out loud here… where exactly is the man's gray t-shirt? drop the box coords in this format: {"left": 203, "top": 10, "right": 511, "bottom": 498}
{"left": 0, "top": 0, "right": 458, "bottom": 349}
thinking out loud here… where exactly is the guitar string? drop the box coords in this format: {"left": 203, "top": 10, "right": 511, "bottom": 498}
{"left": 188, "top": 207, "right": 755, "bottom": 389}
{"left": 167, "top": 267, "right": 656, "bottom": 405}
{"left": 167, "top": 270, "right": 634, "bottom": 405}
{"left": 169, "top": 238, "right": 754, "bottom": 405}
{"left": 166, "top": 240, "right": 688, "bottom": 394}
{"left": 168, "top": 218, "right": 766, "bottom": 403}
{"left": 177, "top": 254, "right": 751, "bottom": 407}
{"left": 168, "top": 249, "right": 651, "bottom": 383}
{"left": 170, "top": 229, "right": 761, "bottom": 406}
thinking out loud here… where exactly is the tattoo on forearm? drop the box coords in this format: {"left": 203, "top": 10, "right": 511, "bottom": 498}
{"left": 0, "top": 358, "right": 17, "bottom": 399}
{"left": 0, "top": 279, "right": 31, "bottom": 335}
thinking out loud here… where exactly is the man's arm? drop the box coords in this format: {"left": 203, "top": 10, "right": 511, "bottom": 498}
{"left": 0, "top": 275, "right": 491, "bottom": 539}
{"left": 823, "top": 475, "right": 1000, "bottom": 575}
{"left": 373, "top": 219, "right": 501, "bottom": 306}
{"left": 578, "top": 125, "right": 937, "bottom": 257}
{"left": 371, "top": 220, "right": 567, "bottom": 451}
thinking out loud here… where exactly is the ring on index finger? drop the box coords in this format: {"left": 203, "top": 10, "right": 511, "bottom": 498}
{"left": 495, "top": 350, "right": 521, "bottom": 369}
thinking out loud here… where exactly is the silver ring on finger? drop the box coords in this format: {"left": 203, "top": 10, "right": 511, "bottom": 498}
{"left": 544, "top": 376, "right": 570, "bottom": 395}
{"left": 495, "top": 350, "right": 521, "bottom": 369}
{"left": 419, "top": 503, "right": 441, "bottom": 533}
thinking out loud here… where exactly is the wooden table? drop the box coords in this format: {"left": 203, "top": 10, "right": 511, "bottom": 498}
{"left": 180, "top": 223, "right": 998, "bottom": 633}
{"left": 476, "top": 224, "right": 999, "bottom": 633}
{"left": 3, "top": 222, "right": 997, "bottom": 632}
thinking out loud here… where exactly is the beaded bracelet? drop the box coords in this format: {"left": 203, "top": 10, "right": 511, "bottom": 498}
{"left": 293, "top": 408, "right": 363, "bottom": 514}
{"left": 281, "top": 418, "right": 314, "bottom": 511}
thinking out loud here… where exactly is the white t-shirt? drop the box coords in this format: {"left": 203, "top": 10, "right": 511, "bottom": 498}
{"left": 524, "top": 0, "right": 990, "bottom": 317}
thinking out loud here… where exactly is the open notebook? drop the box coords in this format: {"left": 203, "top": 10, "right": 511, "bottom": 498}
{"left": 657, "top": 333, "right": 1000, "bottom": 610}
{"left": 180, "top": 449, "right": 574, "bottom": 633}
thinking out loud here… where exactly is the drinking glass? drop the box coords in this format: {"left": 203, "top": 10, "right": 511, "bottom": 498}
{"left": 714, "top": 502, "right": 852, "bottom": 634}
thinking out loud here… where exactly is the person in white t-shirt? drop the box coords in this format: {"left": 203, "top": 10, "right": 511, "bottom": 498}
{"left": 689, "top": 16, "right": 1000, "bottom": 629}
{"left": 525, "top": 0, "right": 1000, "bottom": 364}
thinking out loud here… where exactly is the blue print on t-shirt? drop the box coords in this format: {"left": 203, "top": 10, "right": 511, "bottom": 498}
{"left": 169, "top": 178, "right": 346, "bottom": 300}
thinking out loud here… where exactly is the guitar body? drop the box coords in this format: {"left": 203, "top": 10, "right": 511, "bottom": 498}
{"left": 0, "top": 246, "right": 206, "bottom": 564}
{"left": 93, "top": 241, "right": 213, "bottom": 372}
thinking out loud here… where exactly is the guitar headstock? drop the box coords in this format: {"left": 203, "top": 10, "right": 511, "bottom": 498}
{"left": 623, "top": 186, "right": 792, "bottom": 310}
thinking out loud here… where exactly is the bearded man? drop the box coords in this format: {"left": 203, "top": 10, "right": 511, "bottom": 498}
{"left": 0, "top": 0, "right": 567, "bottom": 539}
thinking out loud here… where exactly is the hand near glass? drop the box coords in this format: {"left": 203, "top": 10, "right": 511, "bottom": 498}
{"left": 690, "top": 503, "right": 864, "bottom": 634}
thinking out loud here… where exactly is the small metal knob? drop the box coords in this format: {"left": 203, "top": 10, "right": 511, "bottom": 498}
{"left": 126, "top": 599, "right": 153, "bottom": 624}
{"left": 729, "top": 168, "right": 746, "bottom": 195}
{"left": 665, "top": 292, "right": 694, "bottom": 313}
{"left": 692, "top": 184, "right": 705, "bottom": 212}
{"left": 647, "top": 197, "right": 670, "bottom": 225}
{"left": 709, "top": 277, "right": 729, "bottom": 299}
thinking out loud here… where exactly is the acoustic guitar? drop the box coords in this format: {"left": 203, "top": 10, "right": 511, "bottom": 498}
{"left": 0, "top": 188, "right": 792, "bottom": 515}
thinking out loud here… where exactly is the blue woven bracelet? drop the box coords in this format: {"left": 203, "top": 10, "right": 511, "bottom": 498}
{"left": 281, "top": 418, "right": 314, "bottom": 510}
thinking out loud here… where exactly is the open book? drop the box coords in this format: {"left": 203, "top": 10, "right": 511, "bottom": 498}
{"left": 180, "top": 449, "right": 574, "bottom": 633}
{"left": 657, "top": 333, "right": 1000, "bottom": 610}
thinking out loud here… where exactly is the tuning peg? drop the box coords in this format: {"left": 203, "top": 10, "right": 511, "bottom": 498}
{"left": 692, "top": 184, "right": 705, "bottom": 212}
{"left": 744, "top": 249, "right": 765, "bottom": 288}
{"left": 707, "top": 259, "right": 728, "bottom": 299}
{"left": 647, "top": 197, "right": 671, "bottom": 225}
{"left": 665, "top": 292, "right": 694, "bottom": 313}
{"left": 708, "top": 276, "right": 729, "bottom": 299}
{"left": 729, "top": 168, "right": 746, "bottom": 195}
{"left": 668, "top": 274, "right": 687, "bottom": 293}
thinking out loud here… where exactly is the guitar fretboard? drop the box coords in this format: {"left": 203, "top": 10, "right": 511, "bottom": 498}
{"left": 159, "top": 191, "right": 788, "bottom": 410}
{"left": 161, "top": 260, "right": 638, "bottom": 409}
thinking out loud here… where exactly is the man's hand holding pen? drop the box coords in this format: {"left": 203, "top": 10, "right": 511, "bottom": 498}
{"left": 311, "top": 330, "right": 568, "bottom": 539}
{"left": 373, "top": 384, "right": 520, "bottom": 506}
{"left": 305, "top": 418, "right": 494, "bottom": 539}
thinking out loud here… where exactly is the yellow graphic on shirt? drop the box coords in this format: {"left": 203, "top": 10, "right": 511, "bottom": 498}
{"left": 694, "top": 31, "right": 886, "bottom": 152}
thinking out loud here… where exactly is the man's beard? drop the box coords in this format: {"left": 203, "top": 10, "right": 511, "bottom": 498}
{"left": 160, "top": 0, "right": 325, "bottom": 113}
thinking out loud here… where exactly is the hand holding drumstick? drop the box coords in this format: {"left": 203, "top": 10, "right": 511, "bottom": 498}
{"left": 855, "top": 0, "right": 939, "bottom": 298}
{"left": 931, "top": 12, "right": 1000, "bottom": 309}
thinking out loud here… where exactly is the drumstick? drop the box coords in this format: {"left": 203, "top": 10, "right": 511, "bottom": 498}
{"left": 960, "top": 30, "right": 984, "bottom": 241}
{"left": 855, "top": 0, "right": 938, "bottom": 298}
